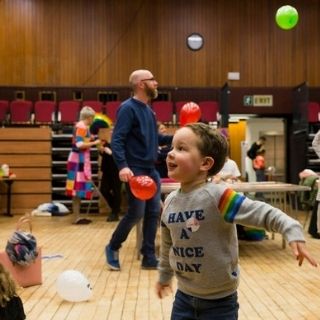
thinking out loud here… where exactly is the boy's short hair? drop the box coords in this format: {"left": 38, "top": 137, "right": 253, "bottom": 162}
{"left": 185, "top": 123, "right": 228, "bottom": 176}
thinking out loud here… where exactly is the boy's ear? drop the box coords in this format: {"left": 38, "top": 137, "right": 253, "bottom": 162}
{"left": 200, "top": 156, "right": 214, "bottom": 172}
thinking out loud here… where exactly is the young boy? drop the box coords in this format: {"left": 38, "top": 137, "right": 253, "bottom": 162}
{"left": 156, "top": 123, "right": 317, "bottom": 320}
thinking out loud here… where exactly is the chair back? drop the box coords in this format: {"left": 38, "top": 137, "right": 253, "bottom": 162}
{"left": 152, "top": 101, "right": 174, "bottom": 123}
{"left": 34, "top": 100, "right": 56, "bottom": 124}
{"left": 105, "top": 101, "right": 122, "bottom": 122}
{"left": 198, "top": 101, "right": 219, "bottom": 122}
{"left": 82, "top": 100, "right": 103, "bottom": 113}
{"left": 0, "top": 100, "right": 9, "bottom": 124}
{"left": 10, "top": 100, "right": 33, "bottom": 123}
{"left": 307, "top": 102, "right": 320, "bottom": 123}
{"left": 58, "top": 101, "right": 81, "bottom": 124}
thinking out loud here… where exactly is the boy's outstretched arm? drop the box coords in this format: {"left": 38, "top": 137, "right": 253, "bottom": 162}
{"left": 289, "top": 241, "right": 318, "bottom": 267}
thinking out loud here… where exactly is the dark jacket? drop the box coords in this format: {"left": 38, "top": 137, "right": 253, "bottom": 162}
{"left": 111, "top": 98, "right": 172, "bottom": 170}
{"left": 247, "top": 142, "right": 262, "bottom": 160}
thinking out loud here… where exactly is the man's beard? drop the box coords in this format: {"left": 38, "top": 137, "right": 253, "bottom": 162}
{"left": 145, "top": 85, "right": 158, "bottom": 100}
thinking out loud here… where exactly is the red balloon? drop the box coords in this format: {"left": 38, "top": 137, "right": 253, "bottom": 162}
{"left": 179, "top": 102, "right": 201, "bottom": 126}
{"left": 129, "top": 175, "right": 157, "bottom": 200}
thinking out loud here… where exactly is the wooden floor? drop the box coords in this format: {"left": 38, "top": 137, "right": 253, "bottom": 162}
{"left": 1, "top": 211, "right": 320, "bottom": 320}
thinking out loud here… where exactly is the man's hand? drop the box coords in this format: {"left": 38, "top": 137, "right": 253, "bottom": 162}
{"left": 119, "top": 167, "right": 134, "bottom": 182}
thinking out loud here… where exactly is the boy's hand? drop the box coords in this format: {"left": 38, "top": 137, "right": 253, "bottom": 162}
{"left": 156, "top": 281, "right": 172, "bottom": 299}
{"left": 289, "top": 241, "right": 318, "bottom": 267}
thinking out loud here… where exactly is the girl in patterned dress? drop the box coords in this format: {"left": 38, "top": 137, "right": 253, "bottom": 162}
{"left": 65, "top": 106, "right": 100, "bottom": 224}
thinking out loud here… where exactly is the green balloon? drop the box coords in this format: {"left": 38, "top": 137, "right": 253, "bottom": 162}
{"left": 275, "top": 5, "right": 299, "bottom": 30}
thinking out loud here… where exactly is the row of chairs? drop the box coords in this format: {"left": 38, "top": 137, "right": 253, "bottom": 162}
{"left": 0, "top": 99, "right": 219, "bottom": 126}
{"left": 1, "top": 99, "right": 318, "bottom": 126}
{"left": 0, "top": 100, "right": 121, "bottom": 125}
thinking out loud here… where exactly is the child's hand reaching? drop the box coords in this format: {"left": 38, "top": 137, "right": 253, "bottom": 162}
{"left": 289, "top": 241, "right": 318, "bottom": 267}
{"left": 156, "top": 281, "right": 173, "bottom": 299}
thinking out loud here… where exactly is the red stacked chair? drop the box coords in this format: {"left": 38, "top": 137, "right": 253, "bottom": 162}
{"left": 0, "top": 100, "right": 9, "bottom": 125}
{"left": 34, "top": 100, "right": 57, "bottom": 124}
{"left": 57, "top": 101, "right": 81, "bottom": 124}
{"left": 82, "top": 100, "right": 103, "bottom": 113}
{"left": 9, "top": 100, "right": 33, "bottom": 124}
{"left": 198, "top": 101, "right": 219, "bottom": 123}
{"left": 151, "top": 101, "right": 174, "bottom": 123}
{"left": 307, "top": 102, "right": 320, "bottom": 123}
{"left": 105, "top": 101, "right": 122, "bottom": 122}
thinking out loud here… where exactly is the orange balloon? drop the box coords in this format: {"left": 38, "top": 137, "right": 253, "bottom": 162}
{"left": 129, "top": 176, "right": 157, "bottom": 200}
{"left": 179, "top": 102, "right": 201, "bottom": 126}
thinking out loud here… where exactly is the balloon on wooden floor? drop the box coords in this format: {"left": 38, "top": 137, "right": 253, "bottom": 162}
{"left": 56, "top": 270, "right": 92, "bottom": 302}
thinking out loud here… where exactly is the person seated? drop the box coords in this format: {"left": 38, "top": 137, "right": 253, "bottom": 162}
{"left": 213, "top": 156, "right": 241, "bottom": 183}
{"left": 155, "top": 122, "right": 171, "bottom": 179}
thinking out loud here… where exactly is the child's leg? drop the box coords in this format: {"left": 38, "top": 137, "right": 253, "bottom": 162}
{"left": 170, "top": 290, "right": 195, "bottom": 320}
{"left": 72, "top": 196, "right": 81, "bottom": 221}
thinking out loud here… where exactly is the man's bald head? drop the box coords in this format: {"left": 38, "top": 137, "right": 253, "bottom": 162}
{"left": 129, "top": 69, "right": 153, "bottom": 86}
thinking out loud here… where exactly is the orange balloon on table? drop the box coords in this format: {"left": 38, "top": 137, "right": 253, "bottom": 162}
{"left": 179, "top": 102, "right": 201, "bottom": 126}
{"left": 129, "top": 176, "right": 157, "bottom": 200}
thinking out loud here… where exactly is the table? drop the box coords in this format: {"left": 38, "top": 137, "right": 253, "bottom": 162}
{"left": 160, "top": 181, "right": 311, "bottom": 248}
{"left": 135, "top": 181, "right": 311, "bottom": 257}
{"left": 161, "top": 181, "right": 309, "bottom": 214}
{"left": 161, "top": 181, "right": 310, "bottom": 195}
{"left": 0, "top": 177, "right": 15, "bottom": 217}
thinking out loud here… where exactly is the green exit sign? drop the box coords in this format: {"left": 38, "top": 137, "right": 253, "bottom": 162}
{"left": 243, "top": 95, "right": 273, "bottom": 107}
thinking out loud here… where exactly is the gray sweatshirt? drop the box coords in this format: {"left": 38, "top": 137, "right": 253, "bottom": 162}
{"left": 159, "top": 182, "right": 304, "bottom": 300}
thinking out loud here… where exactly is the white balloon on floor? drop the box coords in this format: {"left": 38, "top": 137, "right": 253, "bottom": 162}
{"left": 56, "top": 270, "right": 92, "bottom": 302}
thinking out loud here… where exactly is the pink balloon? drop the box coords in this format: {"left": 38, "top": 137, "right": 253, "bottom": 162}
{"left": 129, "top": 176, "right": 157, "bottom": 200}
{"left": 179, "top": 102, "right": 201, "bottom": 126}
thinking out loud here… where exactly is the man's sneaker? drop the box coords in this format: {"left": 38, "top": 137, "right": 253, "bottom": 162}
{"left": 141, "top": 256, "right": 159, "bottom": 270}
{"left": 105, "top": 245, "right": 120, "bottom": 271}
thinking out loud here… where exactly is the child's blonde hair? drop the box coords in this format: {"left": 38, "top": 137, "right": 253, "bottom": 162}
{"left": 79, "top": 106, "right": 95, "bottom": 120}
{"left": 185, "top": 123, "right": 228, "bottom": 176}
{"left": 0, "top": 263, "right": 18, "bottom": 307}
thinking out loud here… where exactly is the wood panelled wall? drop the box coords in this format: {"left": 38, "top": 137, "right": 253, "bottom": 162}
{"left": 0, "top": 0, "right": 319, "bottom": 87}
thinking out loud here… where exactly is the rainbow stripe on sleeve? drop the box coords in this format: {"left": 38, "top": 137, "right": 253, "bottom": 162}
{"left": 218, "top": 188, "right": 245, "bottom": 222}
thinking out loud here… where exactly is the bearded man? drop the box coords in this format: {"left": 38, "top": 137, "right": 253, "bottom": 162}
{"left": 105, "top": 69, "right": 172, "bottom": 270}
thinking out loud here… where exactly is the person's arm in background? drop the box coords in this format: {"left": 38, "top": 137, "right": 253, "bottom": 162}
{"left": 75, "top": 126, "right": 100, "bottom": 150}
